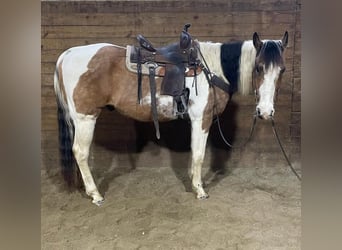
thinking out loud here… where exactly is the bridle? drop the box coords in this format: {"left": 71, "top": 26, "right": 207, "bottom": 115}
{"left": 198, "top": 45, "right": 301, "bottom": 181}
{"left": 252, "top": 62, "right": 301, "bottom": 181}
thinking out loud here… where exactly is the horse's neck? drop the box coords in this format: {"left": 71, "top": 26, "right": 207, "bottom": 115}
{"left": 199, "top": 41, "right": 256, "bottom": 96}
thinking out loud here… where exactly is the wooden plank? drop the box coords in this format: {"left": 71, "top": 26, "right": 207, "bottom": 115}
{"left": 42, "top": 12, "right": 295, "bottom": 26}
{"left": 41, "top": 1, "right": 232, "bottom": 14}
{"left": 41, "top": 85, "right": 55, "bottom": 97}
{"left": 41, "top": 0, "right": 296, "bottom": 14}
{"left": 291, "top": 92, "right": 301, "bottom": 112}
{"left": 293, "top": 78, "right": 301, "bottom": 93}
{"left": 41, "top": 62, "right": 56, "bottom": 74}
{"left": 42, "top": 96, "right": 57, "bottom": 109}
{"left": 42, "top": 73, "right": 53, "bottom": 86}
{"left": 41, "top": 49, "right": 62, "bottom": 63}
{"left": 231, "top": 0, "right": 296, "bottom": 12}
{"left": 290, "top": 124, "right": 301, "bottom": 137}
{"left": 41, "top": 109, "right": 58, "bottom": 131}
{"left": 290, "top": 112, "right": 301, "bottom": 125}
{"left": 41, "top": 23, "right": 294, "bottom": 39}
{"left": 41, "top": 37, "right": 136, "bottom": 51}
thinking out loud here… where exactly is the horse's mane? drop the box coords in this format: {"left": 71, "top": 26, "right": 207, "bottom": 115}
{"left": 239, "top": 40, "right": 257, "bottom": 96}
{"left": 197, "top": 41, "right": 226, "bottom": 78}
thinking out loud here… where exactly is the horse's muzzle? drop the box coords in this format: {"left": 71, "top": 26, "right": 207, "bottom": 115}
{"left": 256, "top": 108, "right": 274, "bottom": 120}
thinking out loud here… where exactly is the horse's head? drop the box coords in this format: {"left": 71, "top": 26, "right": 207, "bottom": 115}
{"left": 252, "top": 31, "right": 288, "bottom": 120}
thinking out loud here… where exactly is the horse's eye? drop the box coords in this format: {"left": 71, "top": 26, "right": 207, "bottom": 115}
{"left": 255, "top": 64, "right": 263, "bottom": 74}
{"left": 280, "top": 66, "right": 286, "bottom": 74}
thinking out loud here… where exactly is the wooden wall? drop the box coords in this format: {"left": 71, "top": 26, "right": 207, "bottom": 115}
{"left": 41, "top": 0, "right": 301, "bottom": 166}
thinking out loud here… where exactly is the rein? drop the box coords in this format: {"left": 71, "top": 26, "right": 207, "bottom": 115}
{"left": 215, "top": 105, "right": 257, "bottom": 148}
{"left": 198, "top": 46, "right": 301, "bottom": 181}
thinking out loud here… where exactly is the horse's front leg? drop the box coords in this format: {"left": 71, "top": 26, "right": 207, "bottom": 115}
{"left": 190, "top": 119, "right": 210, "bottom": 199}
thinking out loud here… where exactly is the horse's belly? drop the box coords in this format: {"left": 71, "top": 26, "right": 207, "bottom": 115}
{"left": 115, "top": 94, "right": 177, "bottom": 122}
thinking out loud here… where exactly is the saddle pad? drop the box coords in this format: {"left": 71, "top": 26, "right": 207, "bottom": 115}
{"left": 125, "top": 45, "right": 163, "bottom": 75}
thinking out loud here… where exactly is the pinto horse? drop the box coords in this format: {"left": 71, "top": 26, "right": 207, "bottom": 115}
{"left": 54, "top": 31, "right": 288, "bottom": 205}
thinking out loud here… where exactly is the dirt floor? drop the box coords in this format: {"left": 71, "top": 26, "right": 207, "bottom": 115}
{"left": 41, "top": 119, "right": 301, "bottom": 250}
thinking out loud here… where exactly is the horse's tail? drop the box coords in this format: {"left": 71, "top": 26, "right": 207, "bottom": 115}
{"left": 54, "top": 58, "right": 82, "bottom": 189}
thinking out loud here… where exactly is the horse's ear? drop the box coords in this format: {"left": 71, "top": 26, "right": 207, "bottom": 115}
{"left": 281, "top": 31, "right": 288, "bottom": 48}
{"left": 253, "top": 32, "right": 262, "bottom": 52}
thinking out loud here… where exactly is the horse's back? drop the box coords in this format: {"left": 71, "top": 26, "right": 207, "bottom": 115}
{"left": 57, "top": 43, "right": 116, "bottom": 74}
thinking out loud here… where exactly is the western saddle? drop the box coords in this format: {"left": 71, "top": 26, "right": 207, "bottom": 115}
{"left": 129, "top": 24, "right": 201, "bottom": 139}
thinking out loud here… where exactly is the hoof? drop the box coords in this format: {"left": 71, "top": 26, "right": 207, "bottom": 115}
{"left": 192, "top": 183, "right": 209, "bottom": 200}
{"left": 92, "top": 198, "right": 105, "bottom": 206}
{"left": 197, "top": 193, "right": 209, "bottom": 200}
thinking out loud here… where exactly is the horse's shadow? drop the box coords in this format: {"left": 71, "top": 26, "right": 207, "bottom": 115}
{"left": 91, "top": 100, "right": 239, "bottom": 196}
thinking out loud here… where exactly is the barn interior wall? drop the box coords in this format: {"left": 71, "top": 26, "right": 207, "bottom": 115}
{"left": 41, "top": 0, "right": 301, "bottom": 167}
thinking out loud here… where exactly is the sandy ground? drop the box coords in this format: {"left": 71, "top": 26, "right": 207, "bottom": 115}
{"left": 41, "top": 121, "right": 301, "bottom": 250}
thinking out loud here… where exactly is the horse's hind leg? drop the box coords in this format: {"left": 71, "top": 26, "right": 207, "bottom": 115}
{"left": 190, "top": 120, "right": 209, "bottom": 199}
{"left": 73, "top": 114, "right": 104, "bottom": 205}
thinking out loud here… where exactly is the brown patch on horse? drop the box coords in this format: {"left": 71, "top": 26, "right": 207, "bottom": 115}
{"left": 73, "top": 45, "right": 174, "bottom": 121}
{"left": 202, "top": 86, "right": 229, "bottom": 133}
{"left": 73, "top": 46, "right": 124, "bottom": 116}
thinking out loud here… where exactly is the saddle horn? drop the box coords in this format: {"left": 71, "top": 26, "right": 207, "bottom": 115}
{"left": 183, "top": 23, "right": 191, "bottom": 32}
{"left": 180, "top": 24, "right": 192, "bottom": 50}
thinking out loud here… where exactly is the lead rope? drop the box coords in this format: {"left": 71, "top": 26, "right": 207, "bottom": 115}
{"left": 215, "top": 108, "right": 257, "bottom": 148}
{"left": 252, "top": 68, "right": 301, "bottom": 181}
{"left": 271, "top": 117, "right": 302, "bottom": 181}
{"left": 214, "top": 68, "right": 258, "bottom": 148}
{"left": 212, "top": 80, "right": 257, "bottom": 148}
{"left": 215, "top": 88, "right": 301, "bottom": 181}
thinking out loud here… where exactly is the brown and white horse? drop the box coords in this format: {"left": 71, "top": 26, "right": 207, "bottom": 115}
{"left": 54, "top": 31, "right": 288, "bottom": 205}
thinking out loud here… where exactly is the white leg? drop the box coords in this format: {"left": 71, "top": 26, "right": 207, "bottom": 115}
{"left": 73, "top": 115, "right": 104, "bottom": 206}
{"left": 190, "top": 120, "right": 209, "bottom": 199}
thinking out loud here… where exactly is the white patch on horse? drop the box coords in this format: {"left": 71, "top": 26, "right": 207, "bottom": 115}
{"left": 186, "top": 74, "right": 210, "bottom": 119}
{"left": 256, "top": 63, "right": 281, "bottom": 118}
{"left": 186, "top": 75, "right": 210, "bottom": 198}
{"left": 141, "top": 94, "right": 175, "bottom": 118}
